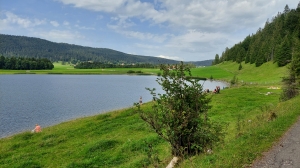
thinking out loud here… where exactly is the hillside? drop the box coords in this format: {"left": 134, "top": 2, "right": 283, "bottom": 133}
{"left": 212, "top": 3, "right": 300, "bottom": 67}
{"left": 0, "top": 34, "right": 213, "bottom": 66}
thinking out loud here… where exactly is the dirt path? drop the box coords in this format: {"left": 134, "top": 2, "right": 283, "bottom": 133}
{"left": 251, "top": 117, "right": 300, "bottom": 168}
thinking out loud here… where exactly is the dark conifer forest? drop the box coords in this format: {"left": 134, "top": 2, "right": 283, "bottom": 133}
{"left": 212, "top": 3, "right": 300, "bottom": 67}
{"left": 0, "top": 56, "right": 53, "bottom": 70}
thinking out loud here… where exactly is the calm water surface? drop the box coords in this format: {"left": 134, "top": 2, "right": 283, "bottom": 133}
{"left": 0, "top": 75, "right": 227, "bottom": 138}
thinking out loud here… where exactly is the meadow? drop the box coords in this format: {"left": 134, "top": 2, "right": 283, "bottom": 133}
{"left": 0, "top": 62, "right": 161, "bottom": 75}
{"left": 1, "top": 61, "right": 299, "bottom": 167}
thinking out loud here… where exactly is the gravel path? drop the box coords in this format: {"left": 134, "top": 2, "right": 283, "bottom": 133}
{"left": 251, "top": 117, "right": 300, "bottom": 168}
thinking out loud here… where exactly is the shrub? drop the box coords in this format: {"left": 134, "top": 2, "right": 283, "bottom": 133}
{"left": 230, "top": 75, "right": 238, "bottom": 86}
{"left": 238, "top": 63, "right": 242, "bottom": 70}
{"left": 127, "top": 70, "right": 135, "bottom": 73}
{"left": 135, "top": 62, "right": 224, "bottom": 157}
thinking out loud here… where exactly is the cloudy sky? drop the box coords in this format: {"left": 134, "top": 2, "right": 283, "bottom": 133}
{"left": 0, "top": 0, "right": 298, "bottom": 61}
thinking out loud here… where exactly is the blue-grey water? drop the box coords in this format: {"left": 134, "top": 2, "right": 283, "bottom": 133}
{"left": 0, "top": 75, "right": 227, "bottom": 138}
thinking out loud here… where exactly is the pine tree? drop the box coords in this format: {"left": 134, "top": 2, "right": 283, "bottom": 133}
{"left": 284, "top": 4, "right": 291, "bottom": 14}
{"left": 280, "top": 52, "right": 300, "bottom": 101}
{"left": 276, "top": 36, "right": 292, "bottom": 67}
{"left": 214, "top": 54, "right": 220, "bottom": 65}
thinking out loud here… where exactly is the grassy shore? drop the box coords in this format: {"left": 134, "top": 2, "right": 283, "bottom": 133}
{"left": 1, "top": 61, "right": 299, "bottom": 167}
{"left": 0, "top": 62, "right": 161, "bottom": 75}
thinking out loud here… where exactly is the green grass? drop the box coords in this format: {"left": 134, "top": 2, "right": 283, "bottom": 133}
{"left": 0, "top": 62, "right": 161, "bottom": 75}
{"left": 191, "top": 61, "right": 287, "bottom": 84}
{"left": 191, "top": 65, "right": 233, "bottom": 79}
{"left": 0, "top": 61, "right": 299, "bottom": 167}
{"left": 215, "top": 61, "right": 287, "bottom": 84}
{"left": 180, "top": 94, "right": 300, "bottom": 168}
{"left": 0, "top": 107, "right": 171, "bottom": 168}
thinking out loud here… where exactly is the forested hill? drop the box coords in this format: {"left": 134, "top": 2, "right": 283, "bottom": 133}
{"left": 212, "top": 3, "right": 300, "bottom": 67}
{"left": 0, "top": 34, "right": 213, "bottom": 66}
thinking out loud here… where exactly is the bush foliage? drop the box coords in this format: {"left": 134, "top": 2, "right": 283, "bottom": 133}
{"left": 135, "top": 62, "right": 224, "bottom": 157}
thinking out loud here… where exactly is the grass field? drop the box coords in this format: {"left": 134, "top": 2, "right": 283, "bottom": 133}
{"left": 0, "top": 61, "right": 299, "bottom": 168}
{"left": 191, "top": 61, "right": 287, "bottom": 84}
{"left": 0, "top": 62, "right": 161, "bottom": 75}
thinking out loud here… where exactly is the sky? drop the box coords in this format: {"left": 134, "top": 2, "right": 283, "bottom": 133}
{"left": 0, "top": 0, "right": 298, "bottom": 61}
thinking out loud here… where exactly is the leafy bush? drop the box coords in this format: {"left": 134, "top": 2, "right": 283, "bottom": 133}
{"left": 127, "top": 70, "right": 135, "bottom": 73}
{"left": 230, "top": 75, "right": 238, "bottom": 86}
{"left": 239, "top": 63, "right": 242, "bottom": 70}
{"left": 135, "top": 62, "right": 224, "bottom": 157}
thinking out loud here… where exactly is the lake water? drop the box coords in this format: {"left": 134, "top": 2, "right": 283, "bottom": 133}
{"left": 0, "top": 75, "right": 227, "bottom": 138}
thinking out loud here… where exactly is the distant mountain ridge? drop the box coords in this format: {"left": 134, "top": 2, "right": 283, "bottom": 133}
{"left": 0, "top": 34, "right": 213, "bottom": 66}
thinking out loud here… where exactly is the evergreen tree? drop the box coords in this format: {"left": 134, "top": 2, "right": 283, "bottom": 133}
{"left": 284, "top": 4, "right": 291, "bottom": 14}
{"left": 276, "top": 36, "right": 292, "bottom": 67}
{"left": 245, "top": 52, "right": 250, "bottom": 64}
{"left": 214, "top": 54, "right": 220, "bottom": 65}
{"left": 280, "top": 52, "right": 300, "bottom": 101}
{"left": 0, "top": 56, "right": 5, "bottom": 69}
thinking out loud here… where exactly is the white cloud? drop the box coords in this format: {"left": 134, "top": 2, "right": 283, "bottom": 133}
{"left": 118, "top": 30, "right": 167, "bottom": 43}
{"left": 157, "top": 55, "right": 182, "bottom": 61}
{"left": 56, "top": 0, "right": 287, "bottom": 33}
{"left": 166, "top": 30, "right": 229, "bottom": 53}
{"left": 57, "top": 0, "right": 125, "bottom": 12}
{"left": 135, "top": 43, "right": 160, "bottom": 50}
{"left": 75, "top": 24, "right": 95, "bottom": 30}
{"left": 50, "top": 21, "right": 60, "bottom": 27}
{"left": 107, "top": 24, "right": 168, "bottom": 43}
{"left": 33, "top": 30, "right": 85, "bottom": 44}
{"left": 63, "top": 21, "right": 70, "bottom": 26}
{"left": 0, "top": 12, "right": 46, "bottom": 29}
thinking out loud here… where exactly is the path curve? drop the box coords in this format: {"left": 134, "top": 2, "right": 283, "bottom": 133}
{"left": 251, "top": 117, "right": 300, "bottom": 168}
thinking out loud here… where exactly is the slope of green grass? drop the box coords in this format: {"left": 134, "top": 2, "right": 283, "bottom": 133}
{"left": 0, "top": 106, "right": 171, "bottom": 168}
{"left": 215, "top": 61, "right": 288, "bottom": 84}
{"left": 191, "top": 61, "right": 287, "bottom": 85}
{"left": 191, "top": 65, "right": 233, "bottom": 79}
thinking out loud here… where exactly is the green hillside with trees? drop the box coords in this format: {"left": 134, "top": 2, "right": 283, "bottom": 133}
{"left": 0, "top": 34, "right": 213, "bottom": 66}
{"left": 212, "top": 3, "right": 300, "bottom": 68}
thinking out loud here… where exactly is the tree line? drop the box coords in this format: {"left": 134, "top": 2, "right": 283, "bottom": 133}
{"left": 0, "top": 56, "right": 54, "bottom": 70}
{"left": 74, "top": 61, "right": 198, "bottom": 69}
{"left": 74, "top": 62, "right": 159, "bottom": 69}
{"left": 212, "top": 3, "right": 300, "bottom": 67}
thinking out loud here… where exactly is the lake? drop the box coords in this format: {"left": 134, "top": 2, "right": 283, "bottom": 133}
{"left": 0, "top": 75, "right": 227, "bottom": 138}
